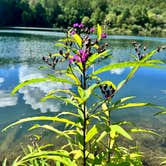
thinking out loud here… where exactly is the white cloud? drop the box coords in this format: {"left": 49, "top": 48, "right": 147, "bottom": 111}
{"left": 161, "top": 89, "right": 166, "bottom": 94}
{"left": 0, "top": 90, "right": 18, "bottom": 107}
{"left": 110, "top": 68, "right": 124, "bottom": 75}
{"left": 18, "top": 65, "right": 71, "bottom": 113}
{"left": 0, "top": 77, "right": 5, "bottom": 83}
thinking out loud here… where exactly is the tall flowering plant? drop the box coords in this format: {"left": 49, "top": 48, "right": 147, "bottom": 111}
{"left": 2, "top": 23, "right": 166, "bottom": 166}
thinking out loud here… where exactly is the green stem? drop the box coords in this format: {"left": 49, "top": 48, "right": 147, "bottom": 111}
{"left": 107, "top": 108, "right": 111, "bottom": 163}
{"left": 82, "top": 64, "right": 87, "bottom": 166}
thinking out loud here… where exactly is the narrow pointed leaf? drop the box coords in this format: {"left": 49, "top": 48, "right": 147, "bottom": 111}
{"left": 73, "top": 33, "right": 82, "bottom": 47}
{"left": 97, "top": 24, "right": 102, "bottom": 41}
{"left": 110, "top": 125, "right": 132, "bottom": 140}
{"left": 86, "top": 125, "right": 99, "bottom": 142}
{"left": 2, "top": 116, "right": 79, "bottom": 132}
{"left": 130, "top": 128, "right": 160, "bottom": 136}
{"left": 11, "top": 77, "right": 74, "bottom": 95}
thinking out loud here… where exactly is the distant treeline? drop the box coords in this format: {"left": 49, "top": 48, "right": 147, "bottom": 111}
{"left": 0, "top": 0, "right": 166, "bottom": 36}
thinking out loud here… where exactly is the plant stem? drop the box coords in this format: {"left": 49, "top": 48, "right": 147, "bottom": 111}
{"left": 82, "top": 64, "right": 87, "bottom": 166}
{"left": 107, "top": 102, "right": 111, "bottom": 163}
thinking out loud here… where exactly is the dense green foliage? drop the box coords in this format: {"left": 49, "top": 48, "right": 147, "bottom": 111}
{"left": 0, "top": 0, "right": 166, "bottom": 36}
{"left": 2, "top": 24, "right": 166, "bottom": 165}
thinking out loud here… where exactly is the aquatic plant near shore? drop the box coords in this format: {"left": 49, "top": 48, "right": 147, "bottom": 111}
{"left": 2, "top": 23, "right": 166, "bottom": 166}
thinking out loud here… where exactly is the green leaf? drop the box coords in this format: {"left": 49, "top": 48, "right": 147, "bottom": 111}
{"left": 80, "top": 80, "right": 116, "bottom": 102}
{"left": 141, "top": 49, "right": 157, "bottom": 61}
{"left": 2, "top": 158, "right": 7, "bottom": 166}
{"left": 96, "top": 131, "right": 107, "bottom": 143}
{"left": 115, "top": 102, "right": 150, "bottom": 109}
{"left": 97, "top": 24, "right": 102, "bottom": 41}
{"left": 2, "top": 116, "right": 80, "bottom": 132}
{"left": 86, "top": 50, "right": 112, "bottom": 68}
{"left": 11, "top": 77, "right": 74, "bottom": 96}
{"left": 29, "top": 124, "right": 71, "bottom": 140}
{"left": 86, "top": 125, "right": 99, "bottom": 142}
{"left": 129, "top": 128, "right": 160, "bottom": 137}
{"left": 114, "top": 96, "right": 136, "bottom": 106}
{"left": 19, "top": 150, "right": 77, "bottom": 166}
{"left": 110, "top": 125, "right": 133, "bottom": 140}
{"left": 51, "top": 53, "right": 62, "bottom": 57}
{"left": 66, "top": 69, "right": 81, "bottom": 86}
{"left": 161, "top": 160, "right": 166, "bottom": 165}
{"left": 41, "top": 95, "right": 80, "bottom": 108}
{"left": 92, "top": 61, "right": 166, "bottom": 76}
{"left": 57, "top": 111, "right": 79, "bottom": 118}
{"left": 155, "top": 111, "right": 166, "bottom": 116}
{"left": 55, "top": 43, "right": 66, "bottom": 47}
{"left": 102, "top": 103, "right": 108, "bottom": 111}
{"left": 92, "top": 61, "right": 138, "bottom": 75}
{"left": 47, "top": 89, "right": 76, "bottom": 97}
{"left": 70, "top": 150, "right": 83, "bottom": 160}
{"left": 73, "top": 33, "right": 82, "bottom": 47}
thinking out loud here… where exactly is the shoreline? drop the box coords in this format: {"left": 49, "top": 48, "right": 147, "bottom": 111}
{"left": 0, "top": 26, "right": 166, "bottom": 38}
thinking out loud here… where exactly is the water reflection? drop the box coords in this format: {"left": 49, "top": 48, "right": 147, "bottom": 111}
{"left": 18, "top": 65, "right": 71, "bottom": 113}
{"left": 0, "top": 31, "right": 166, "bottom": 164}
{"left": 0, "top": 90, "right": 17, "bottom": 107}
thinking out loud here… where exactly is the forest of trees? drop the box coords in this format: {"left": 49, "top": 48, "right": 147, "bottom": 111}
{"left": 0, "top": 0, "right": 166, "bottom": 36}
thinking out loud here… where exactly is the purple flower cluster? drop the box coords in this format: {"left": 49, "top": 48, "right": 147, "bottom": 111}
{"left": 69, "top": 49, "right": 89, "bottom": 64}
{"left": 101, "top": 32, "right": 107, "bottom": 39}
{"left": 90, "top": 27, "right": 95, "bottom": 33}
{"left": 73, "top": 23, "right": 84, "bottom": 28}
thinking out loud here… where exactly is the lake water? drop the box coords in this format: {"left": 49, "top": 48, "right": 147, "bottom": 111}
{"left": 0, "top": 30, "right": 166, "bottom": 165}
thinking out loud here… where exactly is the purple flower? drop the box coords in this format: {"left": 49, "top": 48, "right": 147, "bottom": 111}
{"left": 69, "top": 58, "right": 74, "bottom": 64}
{"left": 71, "top": 30, "right": 76, "bottom": 35}
{"left": 73, "top": 54, "right": 81, "bottom": 62}
{"left": 79, "top": 50, "right": 88, "bottom": 63}
{"left": 73, "top": 23, "right": 79, "bottom": 28}
{"left": 101, "top": 32, "right": 107, "bottom": 38}
{"left": 79, "top": 23, "right": 84, "bottom": 28}
{"left": 90, "top": 27, "right": 95, "bottom": 33}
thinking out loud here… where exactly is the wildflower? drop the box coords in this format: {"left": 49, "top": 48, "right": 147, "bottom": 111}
{"left": 71, "top": 30, "right": 76, "bottom": 35}
{"left": 90, "top": 27, "right": 95, "bottom": 33}
{"left": 79, "top": 50, "right": 88, "bottom": 63}
{"left": 73, "top": 54, "right": 81, "bottom": 62}
{"left": 69, "top": 57, "right": 74, "bottom": 64}
{"left": 73, "top": 23, "right": 79, "bottom": 28}
{"left": 101, "top": 32, "right": 107, "bottom": 38}
{"left": 69, "top": 54, "right": 81, "bottom": 64}
{"left": 79, "top": 23, "right": 84, "bottom": 28}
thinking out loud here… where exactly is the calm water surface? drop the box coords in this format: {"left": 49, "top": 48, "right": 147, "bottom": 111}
{"left": 0, "top": 30, "right": 166, "bottom": 164}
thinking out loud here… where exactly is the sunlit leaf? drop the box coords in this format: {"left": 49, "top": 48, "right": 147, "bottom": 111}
{"left": 102, "top": 103, "right": 108, "bottom": 111}
{"left": 19, "top": 150, "right": 76, "bottom": 166}
{"left": 86, "top": 125, "right": 99, "bottom": 142}
{"left": 141, "top": 50, "right": 157, "bottom": 61}
{"left": 73, "top": 33, "right": 82, "bottom": 47}
{"left": 70, "top": 150, "right": 82, "bottom": 160}
{"left": 92, "top": 61, "right": 166, "bottom": 76}
{"left": 55, "top": 43, "right": 66, "bottom": 47}
{"left": 110, "top": 125, "right": 133, "bottom": 140}
{"left": 113, "top": 96, "right": 136, "bottom": 106}
{"left": 11, "top": 77, "right": 74, "bottom": 95}
{"left": 129, "top": 128, "right": 160, "bottom": 137}
{"left": 96, "top": 131, "right": 107, "bottom": 143}
{"left": 2, "top": 116, "right": 80, "bottom": 132}
{"left": 155, "top": 111, "right": 166, "bottom": 116}
{"left": 57, "top": 111, "right": 79, "bottom": 118}
{"left": 86, "top": 50, "right": 112, "bottom": 68}
{"left": 29, "top": 124, "right": 71, "bottom": 140}
{"left": 41, "top": 95, "right": 80, "bottom": 108}
{"left": 97, "top": 24, "right": 102, "bottom": 41}
{"left": 115, "top": 102, "right": 150, "bottom": 109}
{"left": 2, "top": 158, "right": 7, "bottom": 166}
